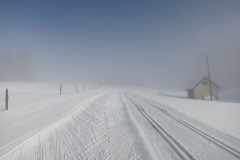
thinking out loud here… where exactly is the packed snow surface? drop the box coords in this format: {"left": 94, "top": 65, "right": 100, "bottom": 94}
{"left": 0, "top": 83, "right": 240, "bottom": 160}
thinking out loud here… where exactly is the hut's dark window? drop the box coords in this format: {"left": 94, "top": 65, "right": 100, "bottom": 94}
{"left": 203, "top": 81, "right": 208, "bottom": 85}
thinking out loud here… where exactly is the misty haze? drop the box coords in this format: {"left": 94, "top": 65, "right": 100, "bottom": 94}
{"left": 0, "top": 1, "right": 240, "bottom": 160}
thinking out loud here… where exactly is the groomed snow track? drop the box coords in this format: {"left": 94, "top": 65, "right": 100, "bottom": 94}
{"left": 123, "top": 92, "right": 240, "bottom": 160}
{"left": 123, "top": 93, "right": 195, "bottom": 160}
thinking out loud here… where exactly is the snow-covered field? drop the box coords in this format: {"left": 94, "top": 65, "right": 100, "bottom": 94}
{"left": 0, "top": 83, "right": 239, "bottom": 160}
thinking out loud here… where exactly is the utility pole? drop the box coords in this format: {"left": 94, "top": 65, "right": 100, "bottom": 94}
{"left": 206, "top": 55, "right": 212, "bottom": 101}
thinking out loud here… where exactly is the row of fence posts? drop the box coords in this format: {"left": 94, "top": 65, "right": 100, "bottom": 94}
{"left": 59, "top": 84, "right": 100, "bottom": 95}
{"left": 3, "top": 84, "right": 101, "bottom": 111}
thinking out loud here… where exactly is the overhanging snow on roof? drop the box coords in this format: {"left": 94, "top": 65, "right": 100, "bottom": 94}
{"left": 186, "top": 76, "right": 220, "bottom": 90}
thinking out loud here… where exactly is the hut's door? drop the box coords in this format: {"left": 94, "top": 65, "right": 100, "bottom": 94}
{"left": 188, "top": 89, "right": 194, "bottom": 98}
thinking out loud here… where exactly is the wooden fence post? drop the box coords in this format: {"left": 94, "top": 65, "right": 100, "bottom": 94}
{"left": 5, "top": 89, "right": 8, "bottom": 110}
{"left": 60, "top": 84, "right": 62, "bottom": 95}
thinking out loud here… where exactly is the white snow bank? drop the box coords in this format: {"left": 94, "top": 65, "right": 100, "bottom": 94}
{"left": 220, "top": 88, "right": 240, "bottom": 103}
{"left": 0, "top": 83, "right": 108, "bottom": 156}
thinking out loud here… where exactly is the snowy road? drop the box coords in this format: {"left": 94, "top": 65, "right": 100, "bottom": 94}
{"left": 0, "top": 88, "right": 240, "bottom": 159}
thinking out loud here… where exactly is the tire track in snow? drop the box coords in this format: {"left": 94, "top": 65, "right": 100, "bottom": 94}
{"left": 124, "top": 93, "right": 195, "bottom": 160}
{"left": 133, "top": 94, "right": 240, "bottom": 160}
{"left": 120, "top": 93, "right": 159, "bottom": 160}
{"left": 137, "top": 95, "right": 240, "bottom": 143}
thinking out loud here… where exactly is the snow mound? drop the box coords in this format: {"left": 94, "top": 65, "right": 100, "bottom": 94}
{"left": 204, "top": 96, "right": 217, "bottom": 101}
{"left": 220, "top": 88, "right": 240, "bottom": 103}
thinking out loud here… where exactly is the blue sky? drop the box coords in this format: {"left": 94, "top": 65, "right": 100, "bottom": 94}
{"left": 1, "top": 0, "right": 240, "bottom": 90}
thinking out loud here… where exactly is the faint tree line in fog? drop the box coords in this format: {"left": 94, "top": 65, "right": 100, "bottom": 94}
{"left": 0, "top": 52, "right": 33, "bottom": 82}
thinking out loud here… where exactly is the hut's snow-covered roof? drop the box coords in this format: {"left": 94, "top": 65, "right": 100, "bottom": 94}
{"left": 186, "top": 76, "right": 220, "bottom": 90}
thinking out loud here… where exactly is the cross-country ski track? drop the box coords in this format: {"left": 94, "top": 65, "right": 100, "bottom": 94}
{"left": 0, "top": 88, "right": 240, "bottom": 160}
